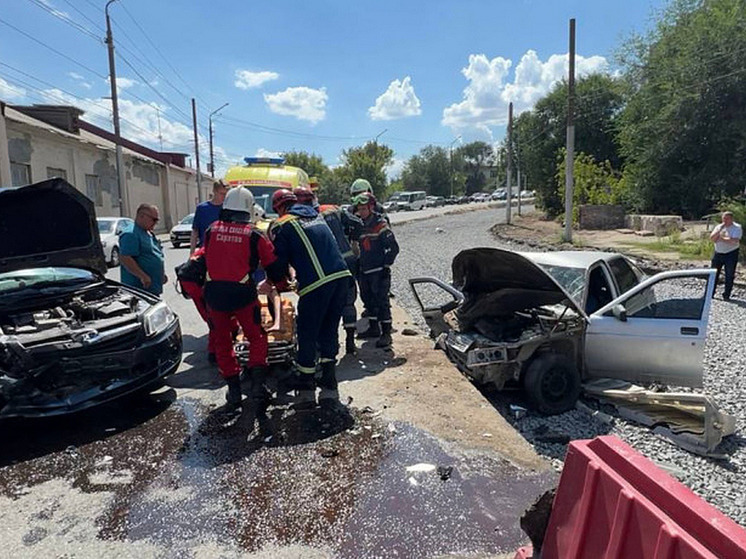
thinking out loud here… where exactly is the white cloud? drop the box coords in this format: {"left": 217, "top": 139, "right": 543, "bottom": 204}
{"left": 68, "top": 71, "right": 92, "bottom": 89}
{"left": 386, "top": 157, "right": 406, "bottom": 180}
{"left": 105, "top": 76, "right": 138, "bottom": 90}
{"left": 254, "top": 148, "right": 283, "bottom": 158}
{"left": 0, "top": 77, "right": 26, "bottom": 100}
{"left": 234, "top": 70, "right": 279, "bottom": 90}
{"left": 39, "top": 88, "right": 195, "bottom": 150}
{"left": 264, "top": 86, "right": 327, "bottom": 124}
{"left": 442, "top": 50, "right": 609, "bottom": 137}
{"left": 368, "top": 76, "right": 422, "bottom": 121}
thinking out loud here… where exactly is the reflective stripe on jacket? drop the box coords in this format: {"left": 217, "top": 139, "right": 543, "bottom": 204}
{"left": 272, "top": 204, "right": 351, "bottom": 297}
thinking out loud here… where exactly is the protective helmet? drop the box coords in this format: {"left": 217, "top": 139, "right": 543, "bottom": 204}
{"left": 352, "top": 191, "right": 376, "bottom": 209}
{"left": 223, "top": 186, "right": 254, "bottom": 214}
{"left": 272, "top": 188, "right": 297, "bottom": 214}
{"left": 293, "top": 186, "right": 316, "bottom": 206}
{"left": 350, "top": 178, "right": 373, "bottom": 196}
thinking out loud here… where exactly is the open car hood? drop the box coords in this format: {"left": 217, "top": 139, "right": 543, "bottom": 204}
{"left": 452, "top": 247, "right": 585, "bottom": 317}
{"left": 0, "top": 178, "right": 107, "bottom": 276}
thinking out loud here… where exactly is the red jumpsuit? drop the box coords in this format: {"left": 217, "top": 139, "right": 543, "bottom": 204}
{"left": 203, "top": 219, "right": 283, "bottom": 379}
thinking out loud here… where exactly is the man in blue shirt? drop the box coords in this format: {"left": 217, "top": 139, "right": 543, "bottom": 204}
{"left": 120, "top": 204, "right": 166, "bottom": 296}
{"left": 190, "top": 179, "right": 228, "bottom": 254}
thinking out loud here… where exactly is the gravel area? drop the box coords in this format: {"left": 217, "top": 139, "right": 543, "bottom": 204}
{"left": 389, "top": 207, "right": 746, "bottom": 527}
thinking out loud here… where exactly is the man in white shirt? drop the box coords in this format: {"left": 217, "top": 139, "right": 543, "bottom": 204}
{"left": 710, "top": 211, "right": 742, "bottom": 301}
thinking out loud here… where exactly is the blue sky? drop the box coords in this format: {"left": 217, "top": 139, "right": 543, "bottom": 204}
{"left": 0, "top": 0, "right": 665, "bottom": 177}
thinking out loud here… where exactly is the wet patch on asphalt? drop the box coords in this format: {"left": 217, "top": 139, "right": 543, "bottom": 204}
{"left": 0, "top": 394, "right": 555, "bottom": 557}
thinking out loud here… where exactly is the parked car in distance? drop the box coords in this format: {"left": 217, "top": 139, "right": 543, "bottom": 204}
{"left": 170, "top": 213, "right": 194, "bottom": 248}
{"left": 410, "top": 248, "right": 715, "bottom": 415}
{"left": 425, "top": 196, "right": 445, "bottom": 208}
{"left": 397, "top": 190, "right": 427, "bottom": 211}
{"left": 96, "top": 217, "right": 134, "bottom": 267}
{"left": 519, "top": 190, "right": 535, "bottom": 199}
{"left": 457, "top": 195, "right": 470, "bottom": 204}
{"left": 445, "top": 196, "right": 459, "bottom": 205}
{"left": 491, "top": 188, "right": 506, "bottom": 201}
{"left": 0, "top": 178, "right": 182, "bottom": 419}
{"left": 383, "top": 193, "right": 402, "bottom": 212}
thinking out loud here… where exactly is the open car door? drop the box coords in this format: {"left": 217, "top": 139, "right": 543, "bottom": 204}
{"left": 584, "top": 269, "right": 715, "bottom": 388}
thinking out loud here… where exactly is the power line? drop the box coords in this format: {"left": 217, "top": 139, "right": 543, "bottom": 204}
{"left": 0, "top": 16, "right": 107, "bottom": 80}
{"left": 119, "top": 2, "right": 212, "bottom": 107}
{"left": 25, "top": 0, "right": 101, "bottom": 42}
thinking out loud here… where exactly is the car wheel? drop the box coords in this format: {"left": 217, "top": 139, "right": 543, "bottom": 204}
{"left": 172, "top": 242, "right": 180, "bottom": 248}
{"left": 110, "top": 246, "right": 120, "bottom": 267}
{"left": 523, "top": 353, "right": 580, "bottom": 415}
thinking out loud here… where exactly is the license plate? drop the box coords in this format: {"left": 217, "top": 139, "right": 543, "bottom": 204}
{"left": 446, "top": 331, "right": 474, "bottom": 353}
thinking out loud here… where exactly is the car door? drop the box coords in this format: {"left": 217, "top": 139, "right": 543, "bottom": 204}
{"left": 584, "top": 269, "right": 715, "bottom": 388}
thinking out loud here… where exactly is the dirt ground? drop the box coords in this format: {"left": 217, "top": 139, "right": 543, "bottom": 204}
{"left": 337, "top": 304, "right": 548, "bottom": 472}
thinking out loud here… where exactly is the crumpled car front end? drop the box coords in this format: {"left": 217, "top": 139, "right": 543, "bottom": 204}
{"left": 0, "top": 275, "right": 181, "bottom": 418}
{"left": 0, "top": 179, "right": 182, "bottom": 418}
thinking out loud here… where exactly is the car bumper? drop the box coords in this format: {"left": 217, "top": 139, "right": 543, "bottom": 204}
{"left": 0, "top": 321, "right": 182, "bottom": 418}
{"left": 170, "top": 232, "right": 191, "bottom": 243}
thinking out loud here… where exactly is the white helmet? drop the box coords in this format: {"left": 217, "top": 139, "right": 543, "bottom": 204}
{"left": 222, "top": 186, "right": 255, "bottom": 215}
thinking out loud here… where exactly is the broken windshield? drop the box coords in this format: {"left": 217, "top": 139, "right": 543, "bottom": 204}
{"left": 537, "top": 265, "right": 585, "bottom": 303}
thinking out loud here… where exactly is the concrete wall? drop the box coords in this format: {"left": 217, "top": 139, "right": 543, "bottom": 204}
{"left": 3, "top": 116, "right": 212, "bottom": 232}
{"left": 625, "top": 214, "right": 684, "bottom": 236}
{"left": 578, "top": 204, "right": 625, "bottom": 230}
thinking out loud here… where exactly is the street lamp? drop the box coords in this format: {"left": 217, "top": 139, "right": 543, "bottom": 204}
{"left": 449, "top": 135, "right": 461, "bottom": 197}
{"left": 208, "top": 102, "right": 229, "bottom": 177}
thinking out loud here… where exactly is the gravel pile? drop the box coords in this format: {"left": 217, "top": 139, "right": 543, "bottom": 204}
{"left": 389, "top": 207, "right": 746, "bottom": 527}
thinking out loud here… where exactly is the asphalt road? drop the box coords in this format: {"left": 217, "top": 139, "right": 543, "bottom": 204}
{"left": 0, "top": 204, "right": 544, "bottom": 558}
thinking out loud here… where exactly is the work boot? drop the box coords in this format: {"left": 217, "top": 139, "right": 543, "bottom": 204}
{"left": 376, "top": 322, "right": 392, "bottom": 349}
{"left": 357, "top": 319, "right": 380, "bottom": 339}
{"left": 345, "top": 328, "right": 357, "bottom": 355}
{"left": 317, "top": 360, "right": 340, "bottom": 407}
{"left": 225, "top": 375, "right": 242, "bottom": 408}
{"left": 247, "top": 366, "right": 271, "bottom": 405}
{"left": 293, "top": 373, "right": 317, "bottom": 411}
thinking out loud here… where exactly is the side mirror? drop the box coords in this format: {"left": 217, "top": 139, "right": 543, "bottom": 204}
{"left": 612, "top": 304, "right": 628, "bottom": 322}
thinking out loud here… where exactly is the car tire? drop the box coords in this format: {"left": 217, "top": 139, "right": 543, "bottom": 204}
{"left": 523, "top": 353, "right": 581, "bottom": 415}
{"left": 110, "top": 246, "right": 120, "bottom": 268}
{"left": 172, "top": 242, "right": 180, "bottom": 248}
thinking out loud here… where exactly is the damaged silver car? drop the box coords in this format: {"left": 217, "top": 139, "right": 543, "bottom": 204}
{"left": 410, "top": 247, "right": 716, "bottom": 415}
{"left": 0, "top": 179, "right": 182, "bottom": 418}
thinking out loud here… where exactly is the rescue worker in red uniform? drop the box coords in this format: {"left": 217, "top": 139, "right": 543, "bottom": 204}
{"left": 267, "top": 189, "right": 351, "bottom": 409}
{"left": 293, "top": 186, "right": 363, "bottom": 355}
{"left": 203, "top": 187, "right": 288, "bottom": 408}
{"left": 175, "top": 246, "right": 215, "bottom": 362}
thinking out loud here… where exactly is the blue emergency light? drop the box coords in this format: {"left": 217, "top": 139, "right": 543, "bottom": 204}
{"left": 244, "top": 156, "right": 285, "bottom": 166}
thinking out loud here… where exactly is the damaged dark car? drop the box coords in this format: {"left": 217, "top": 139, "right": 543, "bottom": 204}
{"left": 0, "top": 179, "right": 182, "bottom": 418}
{"left": 410, "top": 247, "right": 716, "bottom": 415}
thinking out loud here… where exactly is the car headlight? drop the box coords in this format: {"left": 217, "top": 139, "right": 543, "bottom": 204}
{"left": 143, "top": 302, "right": 176, "bottom": 337}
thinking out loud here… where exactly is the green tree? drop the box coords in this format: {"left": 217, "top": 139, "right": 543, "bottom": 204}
{"left": 338, "top": 141, "right": 394, "bottom": 199}
{"left": 513, "top": 73, "right": 626, "bottom": 215}
{"left": 617, "top": 0, "right": 746, "bottom": 217}
{"left": 282, "top": 151, "right": 328, "bottom": 179}
{"left": 556, "top": 150, "right": 630, "bottom": 222}
{"left": 401, "top": 145, "right": 452, "bottom": 196}
{"left": 456, "top": 141, "right": 494, "bottom": 194}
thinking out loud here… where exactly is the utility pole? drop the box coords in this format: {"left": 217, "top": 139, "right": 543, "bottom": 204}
{"left": 449, "top": 136, "right": 461, "bottom": 197}
{"left": 191, "top": 98, "right": 203, "bottom": 203}
{"left": 517, "top": 168, "right": 522, "bottom": 216}
{"left": 156, "top": 107, "right": 163, "bottom": 151}
{"left": 104, "top": 0, "right": 129, "bottom": 217}
{"left": 506, "top": 102, "right": 513, "bottom": 225}
{"left": 208, "top": 102, "right": 229, "bottom": 177}
{"left": 563, "top": 18, "right": 576, "bottom": 242}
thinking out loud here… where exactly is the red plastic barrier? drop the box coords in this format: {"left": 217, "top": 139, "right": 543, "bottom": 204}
{"left": 523, "top": 435, "right": 746, "bottom": 559}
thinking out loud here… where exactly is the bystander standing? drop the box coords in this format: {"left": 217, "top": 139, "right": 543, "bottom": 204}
{"left": 119, "top": 204, "right": 167, "bottom": 297}
{"left": 710, "top": 210, "right": 742, "bottom": 301}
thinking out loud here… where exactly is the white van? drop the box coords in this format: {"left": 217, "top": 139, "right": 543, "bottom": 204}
{"left": 398, "top": 190, "right": 427, "bottom": 211}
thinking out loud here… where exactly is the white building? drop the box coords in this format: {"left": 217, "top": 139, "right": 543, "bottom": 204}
{"left": 0, "top": 102, "right": 212, "bottom": 231}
